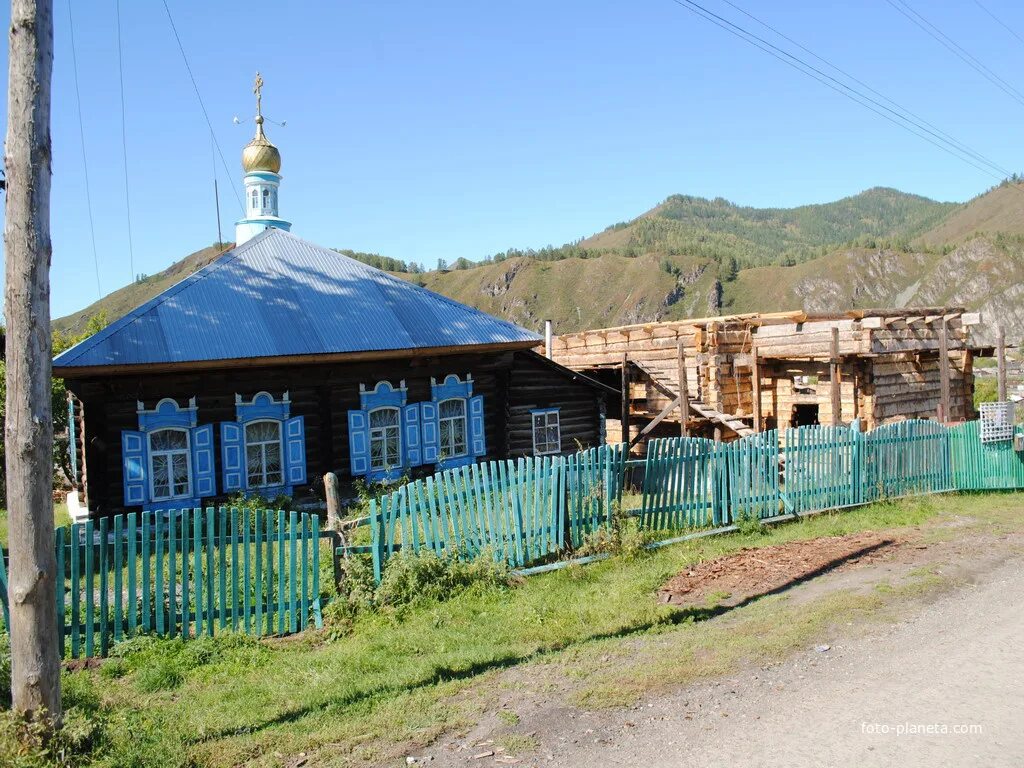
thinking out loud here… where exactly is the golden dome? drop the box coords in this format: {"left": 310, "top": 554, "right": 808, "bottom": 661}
{"left": 242, "top": 116, "right": 281, "bottom": 174}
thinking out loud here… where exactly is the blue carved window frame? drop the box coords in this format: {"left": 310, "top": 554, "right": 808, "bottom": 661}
{"left": 421, "top": 374, "right": 486, "bottom": 470}
{"left": 121, "top": 397, "right": 215, "bottom": 512}
{"left": 220, "top": 391, "right": 306, "bottom": 499}
{"left": 348, "top": 380, "right": 416, "bottom": 482}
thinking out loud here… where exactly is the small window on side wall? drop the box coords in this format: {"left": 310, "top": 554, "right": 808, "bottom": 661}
{"left": 532, "top": 408, "right": 561, "bottom": 456}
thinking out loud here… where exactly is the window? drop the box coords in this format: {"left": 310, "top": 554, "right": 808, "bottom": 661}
{"left": 251, "top": 188, "right": 259, "bottom": 211}
{"left": 221, "top": 391, "right": 306, "bottom": 495}
{"left": 532, "top": 409, "right": 561, "bottom": 455}
{"left": 245, "top": 419, "right": 283, "bottom": 488}
{"left": 262, "top": 187, "right": 270, "bottom": 211}
{"left": 369, "top": 407, "right": 402, "bottom": 471}
{"left": 122, "top": 397, "right": 213, "bottom": 509}
{"left": 438, "top": 398, "right": 468, "bottom": 459}
{"left": 149, "top": 428, "right": 191, "bottom": 501}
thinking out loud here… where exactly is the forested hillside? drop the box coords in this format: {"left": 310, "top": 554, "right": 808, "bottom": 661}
{"left": 54, "top": 183, "right": 1024, "bottom": 345}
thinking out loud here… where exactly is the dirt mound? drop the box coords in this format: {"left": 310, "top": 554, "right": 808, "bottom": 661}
{"left": 658, "top": 532, "right": 903, "bottom": 609}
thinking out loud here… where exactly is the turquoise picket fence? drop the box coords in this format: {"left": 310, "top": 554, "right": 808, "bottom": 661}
{"left": 949, "top": 420, "right": 1024, "bottom": 490}
{"left": 861, "top": 419, "right": 952, "bottom": 500}
{"left": 370, "top": 446, "right": 628, "bottom": 580}
{"left": 2, "top": 418, "right": 1021, "bottom": 658}
{"left": 1, "top": 507, "right": 323, "bottom": 659}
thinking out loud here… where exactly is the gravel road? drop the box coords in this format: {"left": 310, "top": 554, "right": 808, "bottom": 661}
{"left": 544, "top": 557, "right": 1024, "bottom": 768}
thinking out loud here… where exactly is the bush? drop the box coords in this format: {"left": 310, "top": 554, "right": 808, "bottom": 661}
{"left": 0, "top": 633, "right": 11, "bottom": 708}
{"left": 323, "top": 549, "right": 511, "bottom": 635}
{"left": 375, "top": 549, "right": 510, "bottom": 608}
{"left": 577, "top": 505, "right": 651, "bottom": 560}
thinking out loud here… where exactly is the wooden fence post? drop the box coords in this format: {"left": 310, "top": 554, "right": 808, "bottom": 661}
{"left": 323, "top": 472, "right": 347, "bottom": 595}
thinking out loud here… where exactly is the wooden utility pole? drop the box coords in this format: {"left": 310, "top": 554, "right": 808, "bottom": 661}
{"left": 938, "top": 320, "right": 951, "bottom": 423}
{"left": 677, "top": 341, "right": 690, "bottom": 437}
{"left": 4, "top": 0, "right": 60, "bottom": 718}
{"left": 996, "top": 325, "right": 1007, "bottom": 402}
{"left": 830, "top": 327, "right": 841, "bottom": 426}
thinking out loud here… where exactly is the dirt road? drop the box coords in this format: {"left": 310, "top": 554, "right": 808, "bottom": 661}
{"left": 547, "top": 557, "right": 1024, "bottom": 768}
{"left": 423, "top": 529, "right": 1024, "bottom": 768}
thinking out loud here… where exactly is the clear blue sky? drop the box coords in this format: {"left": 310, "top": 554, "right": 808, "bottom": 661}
{"left": 2, "top": 0, "right": 1024, "bottom": 319}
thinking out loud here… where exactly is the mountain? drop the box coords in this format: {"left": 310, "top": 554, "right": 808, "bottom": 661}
{"left": 581, "top": 187, "right": 956, "bottom": 267}
{"left": 53, "top": 184, "right": 1024, "bottom": 346}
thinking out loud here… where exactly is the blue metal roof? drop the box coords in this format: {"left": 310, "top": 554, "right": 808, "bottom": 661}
{"left": 53, "top": 228, "right": 541, "bottom": 370}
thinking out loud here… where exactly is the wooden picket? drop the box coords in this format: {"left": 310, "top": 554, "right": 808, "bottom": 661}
{"left": 0, "top": 507, "right": 323, "bottom": 659}
{"left": 950, "top": 420, "right": 1024, "bottom": 490}
{"left": 1, "top": 419, "right": 1021, "bottom": 655}
{"left": 370, "top": 445, "right": 628, "bottom": 580}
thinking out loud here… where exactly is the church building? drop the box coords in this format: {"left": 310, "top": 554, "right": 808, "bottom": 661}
{"left": 54, "top": 77, "right": 611, "bottom": 517}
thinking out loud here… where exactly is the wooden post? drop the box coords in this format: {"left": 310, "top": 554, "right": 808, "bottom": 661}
{"left": 323, "top": 472, "right": 347, "bottom": 596}
{"left": 620, "top": 353, "right": 630, "bottom": 446}
{"left": 751, "top": 343, "right": 762, "bottom": 432}
{"left": 997, "top": 325, "right": 1007, "bottom": 402}
{"left": 830, "top": 327, "right": 841, "bottom": 426}
{"left": 938, "top": 319, "right": 951, "bottom": 423}
{"left": 677, "top": 341, "right": 690, "bottom": 437}
{"left": 4, "top": 0, "right": 60, "bottom": 719}
{"left": 324, "top": 472, "right": 342, "bottom": 533}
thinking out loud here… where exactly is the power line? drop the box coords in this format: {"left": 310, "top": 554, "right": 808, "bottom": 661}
{"left": 115, "top": 0, "right": 135, "bottom": 284}
{"left": 66, "top": 0, "right": 102, "bottom": 298}
{"left": 160, "top": 0, "right": 244, "bottom": 214}
{"left": 884, "top": 0, "right": 1024, "bottom": 109}
{"left": 717, "top": 0, "right": 1014, "bottom": 178}
{"left": 971, "top": 0, "right": 1024, "bottom": 51}
{"left": 665, "top": 0, "right": 1012, "bottom": 183}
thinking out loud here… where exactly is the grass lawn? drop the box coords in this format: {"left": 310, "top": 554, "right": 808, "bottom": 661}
{"left": 0, "top": 502, "right": 70, "bottom": 550}
{"left": 6, "top": 492, "right": 1024, "bottom": 766}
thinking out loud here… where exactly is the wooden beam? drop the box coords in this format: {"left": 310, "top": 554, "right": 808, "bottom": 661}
{"left": 830, "top": 327, "right": 841, "bottom": 426}
{"left": 938, "top": 320, "right": 951, "bottom": 422}
{"left": 52, "top": 339, "right": 541, "bottom": 378}
{"left": 752, "top": 343, "right": 762, "bottom": 432}
{"left": 997, "top": 325, "right": 1007, "bottom": 402}
{"left": 677, "top": 341, "right": 690, "bottom": 437}
{"left": 620, "top": 353, "right": 630, "bottom": 445}
{"left": 629, "top": 395, "right": 682, "bottom": 448}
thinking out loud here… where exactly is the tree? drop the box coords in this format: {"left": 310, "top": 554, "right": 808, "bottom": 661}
{"left": 3, "top": 0, "right": 60, "bottom": 719}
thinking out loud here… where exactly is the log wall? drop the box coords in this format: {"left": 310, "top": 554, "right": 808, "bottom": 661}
{"left": 67, "top": 350, "right": 605, "bottom": 517}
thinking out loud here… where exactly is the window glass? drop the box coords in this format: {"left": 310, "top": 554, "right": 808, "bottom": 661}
{"left": 438, "top": 399, "right": 468, "bottom": 459}
{"left": 369, "top": 407, "right": 401, "bottom": 471}
{"left": 262, "top": 188, "right": 270, "bottom": 210}
{"left": 149, "top": 428, "right": 191, "bottom": 501}
{"left": 245, "top": 420, "right": 283, "bottom": 488}
{"left": 532, "top": 411, "right": 561, "bottom": 455}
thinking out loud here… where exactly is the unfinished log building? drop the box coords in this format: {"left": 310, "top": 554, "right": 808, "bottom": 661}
{"left": 549, "top": 308, "right": 988, "bottom": 449}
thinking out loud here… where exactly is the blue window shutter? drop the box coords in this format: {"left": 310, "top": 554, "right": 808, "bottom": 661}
{"left": 190, "top": 424, "right": 216, "bottom": 498}
{"left": 348, "top": 410, "right": 370, "bottom": 476}
{"left": 469, "top": 395, "right": 486, "bottom": 456}
{"left": 402, "top": 404, "right": 422, "bottom": 467}
{"left": 284, "top": 415, "right": 307, "bottom": 485}
{"left": 420, "top": 402, "right": 439, "bottom": 463}
{"left": 220, "top": 422, "right": 245, "bottom": 493}
{"left": 121, "top": 430, "right": 148, "bottom": 507}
